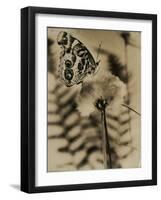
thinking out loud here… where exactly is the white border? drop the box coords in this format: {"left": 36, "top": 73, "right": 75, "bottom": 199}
{"left": 35, "top": 14, "right": 152, "bottom": 186}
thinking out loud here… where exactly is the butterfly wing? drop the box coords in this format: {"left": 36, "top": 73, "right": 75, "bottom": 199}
{"left": 57, "top": 31, "right": 99, "bottom": 87}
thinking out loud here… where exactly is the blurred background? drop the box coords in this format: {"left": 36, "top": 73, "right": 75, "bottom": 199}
{"left": 47, "top": 27, "right": 141, "bottom": 172}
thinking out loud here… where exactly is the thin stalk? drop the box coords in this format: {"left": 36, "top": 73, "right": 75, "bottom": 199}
{"left": 101, "top": 108, "right": 112, "bottom": 169}
{"left": 101, "top": 111, "right": 108, "bottom": 169}
{"left": 121, "top": 104, "right": 141, "bottom": 116}
{"left": 95, "top": 98, "right": 112, "bottom": 169}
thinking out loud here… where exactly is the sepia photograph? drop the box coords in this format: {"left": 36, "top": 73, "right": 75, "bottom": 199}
{"left": 47, "top": 27, "right": 141, "bottom": 172}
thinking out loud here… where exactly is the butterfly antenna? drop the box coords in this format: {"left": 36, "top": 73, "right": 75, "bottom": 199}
{"left": 96, "top": 41, "right": 102, "bottom": 64}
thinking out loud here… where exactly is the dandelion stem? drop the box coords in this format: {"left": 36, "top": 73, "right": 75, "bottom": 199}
{"left": 101, "top": 111, "right": 108, "bottom": 169}
{"left": 95, "top": 98, "right": 112, "bottom": 169}
{"left": 101, "top": 108, "right": 112, "bottom": 169}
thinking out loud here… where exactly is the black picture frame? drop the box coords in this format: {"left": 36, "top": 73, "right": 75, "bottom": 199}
{"left": 21, "top": 6, "right": 157, "bottom": 193}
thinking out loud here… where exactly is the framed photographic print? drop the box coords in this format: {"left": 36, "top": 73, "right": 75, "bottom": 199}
{"left": 21, "top": 6, "right": 157, "bottom": 193}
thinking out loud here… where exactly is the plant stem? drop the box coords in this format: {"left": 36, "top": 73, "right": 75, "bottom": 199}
{"left": 101, "top": 108, "right": 112, "bottom": 169}
{"left": 121, "top": 104, "right": 141, "bottom": 116}
{"left": 101, "top": 111, "right": 108, "bottom": 169}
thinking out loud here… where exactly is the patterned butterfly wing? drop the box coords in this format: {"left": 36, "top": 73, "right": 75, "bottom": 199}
{"left": 57, "top": 31, "right": 99, "bottom": 87}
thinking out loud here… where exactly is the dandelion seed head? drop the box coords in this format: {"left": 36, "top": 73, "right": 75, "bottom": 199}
{"left": 77, "top": 70, "right": 126, "bottom": 116}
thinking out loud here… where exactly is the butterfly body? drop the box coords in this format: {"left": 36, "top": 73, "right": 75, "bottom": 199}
{"left": 57, "top": 31, "right": 100, "bottom": 87}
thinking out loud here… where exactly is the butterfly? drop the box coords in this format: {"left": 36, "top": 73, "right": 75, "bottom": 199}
{"left": 57, "top": 31, "right": 100, "bottom": 87}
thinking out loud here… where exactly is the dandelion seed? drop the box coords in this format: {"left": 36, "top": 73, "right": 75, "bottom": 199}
{"left": 77, "top": 73, "right": 126, "bottom": 117}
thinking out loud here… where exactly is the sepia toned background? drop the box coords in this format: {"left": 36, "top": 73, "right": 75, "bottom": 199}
{"left": 47, "top": 27, "right": 141, "bottom": 172}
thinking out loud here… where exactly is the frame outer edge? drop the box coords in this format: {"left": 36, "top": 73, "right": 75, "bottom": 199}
{"left": 152, "top": 14, "right": 157, "bottom": 185}
{"left": 21, "top": 7, "right": 36, "bottom": 193}
{"left": 28, "top": 6, "right": 36, "bottom": 193}
{"left": 21, "top": 7, "right": 30, "bottom": 193}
